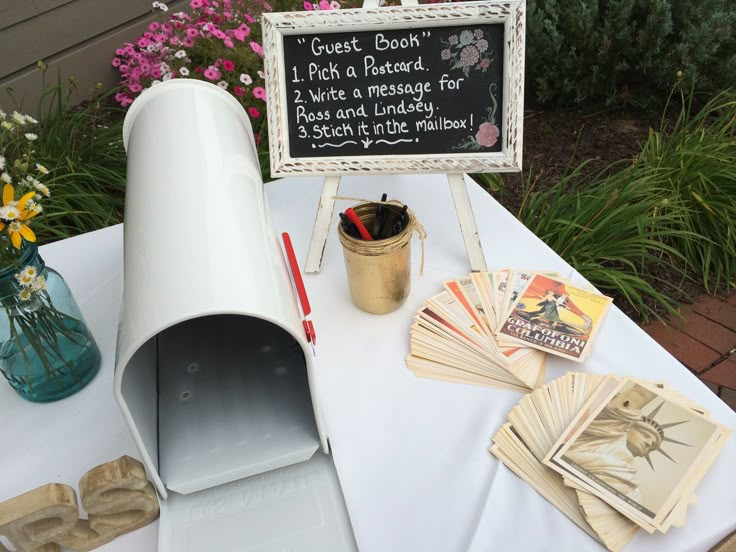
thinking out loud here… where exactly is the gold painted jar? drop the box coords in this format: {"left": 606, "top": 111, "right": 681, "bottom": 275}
{"left": 337, "top": 202, "right": 413, "bottom": 314}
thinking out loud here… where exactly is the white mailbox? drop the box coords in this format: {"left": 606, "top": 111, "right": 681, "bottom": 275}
{"left": 115, "top": 80, "right": 356, "bottom": 551}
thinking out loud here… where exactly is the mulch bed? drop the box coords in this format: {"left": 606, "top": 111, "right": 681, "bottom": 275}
{"left": 494, "top": 106, "right": 657, "bottom": 214}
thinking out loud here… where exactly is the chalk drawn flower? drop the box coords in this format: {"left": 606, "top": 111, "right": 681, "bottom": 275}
{"left": 475, "top": 122, "right": 499, "bottom": 148}
{"left": 459, "top": 45, "right": 479, "bottom": 66}
{"left": 453, "top": 84, "right": 500, "bottom": 151}
{"left": 442, "top": 28, "right": 493, "bottom": 76}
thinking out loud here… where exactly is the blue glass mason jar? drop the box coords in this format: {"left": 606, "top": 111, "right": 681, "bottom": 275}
{"left": 0, "top": 244, "right": 101, "bottom": 402}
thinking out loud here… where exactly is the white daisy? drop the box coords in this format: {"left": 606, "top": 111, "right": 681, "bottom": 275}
{"left": 31, "top": 275, "right": 47, "bottom": 291}
{"left": 25, "top": 133, "right": 38, "bottom": 141}
{"left": 3, "top": 206, "right": 20, "bottom": 220}
{"left": 18, "top": 288, "right": 33, "bottom": 302}
{"left": 179, "top": 67, "right": 190, "bottom": 77}
{"left": 1, "top": 172, "right": 11, "bottom": 184}
{"left": 25, "top": 115, "right": 38, "bottom": 124}
{"left": 12, "top": 111, "right": 26, "bottom": 124}
{"left": 0, "top": 156, "right": 5, "bottom": 170}
{"left": 15, "top": 266, "right": 37, "bottom": 287}
{"left": 1, "top": 121, "right": 13, "bottom": 130}
{"left": 0, "top": 108, "right": 6, "bottom": 120}
{"left": 23, "top": 266, "right": 38, "bottom": 279}
{"left": 34, "top": 182, "right": 50, "bottom": 196}
{"left": 36, "top": 163, "right": 49, "bottom": 174}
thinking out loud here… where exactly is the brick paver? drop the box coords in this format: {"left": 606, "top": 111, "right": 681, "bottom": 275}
{"left": 670, "top": 306, "right": 736, "bottom": 356}
{"left": 701, "top": 358, "right": 736, "bottom": 390}
{"left": 643, "top": 292, "right": 736, "bottom": 413}
{"left": 642, "top": 323, "right": 721, "bottom": 373}
{"left": 691, "top": 296, "right": 736, "bottom": 330}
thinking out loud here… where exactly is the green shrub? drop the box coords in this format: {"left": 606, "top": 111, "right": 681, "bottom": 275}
{"left": 484, "top": 88, "right": 736, "bottom": 320}
{"left": 638, "top": 89, "right": 736, "bottom": 290}
{"left": 526, "top": 0, "right": 736, "bottom": 107}
{"left": 513, "top": 161, "right": 695, "bottom": 322}
{"left": 3, "top": 76, "right": 127, "bottom": 243}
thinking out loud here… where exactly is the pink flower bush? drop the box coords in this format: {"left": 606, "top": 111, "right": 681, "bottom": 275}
{"left": 252, "top": 86, "right": 267, "bottom": 101}
{"left": 249, "top": 41, "right": 264, "bottom": 57}
{"left": 112, "top": 0, "right": 341, "bottom": 174}
{"left": 475, "top": 122, "right": 499, "bottom": 148}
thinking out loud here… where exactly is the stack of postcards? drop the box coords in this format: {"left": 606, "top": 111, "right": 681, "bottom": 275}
{"left": 491, "top": 373, "right": 731, "bottom": 551}
{"left": 406, "top": 269, "right": 613, "bottom": 392}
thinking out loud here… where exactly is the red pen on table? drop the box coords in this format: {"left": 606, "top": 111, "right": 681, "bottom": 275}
{"left": 344, "top": 208, "right": 373, "bottom": 241}
{"left": 281, "top": 232, "right": 316, "bottom": 347}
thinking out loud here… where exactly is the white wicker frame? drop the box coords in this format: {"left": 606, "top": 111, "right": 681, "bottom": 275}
{"left": 263, "top": 1, "right": 525, "bottom": 176}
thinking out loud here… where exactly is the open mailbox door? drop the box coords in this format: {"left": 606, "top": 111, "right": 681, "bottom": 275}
{"left": 114, "top": 80, "right": 357, "bottom": 551}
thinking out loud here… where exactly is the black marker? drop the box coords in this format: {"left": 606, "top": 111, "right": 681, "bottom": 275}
{"left": 399, "top": 205, "right": 409, "bottom": 229}
{"left": 339, "top": 212, "right": 361, "bottom": 239}
{"left": 373, "top": 193, "right": 388, "bottom": 238}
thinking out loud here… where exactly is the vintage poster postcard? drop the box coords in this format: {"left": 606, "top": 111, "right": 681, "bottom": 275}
{"left": 426, "top": 290, "right": 494, "bottom": 350}
{"left": 443, "top": 278, "right": 494, "bottom": 338}
{"left": 496, "top": 273, "right": 613, "bottom": 361}
{"left": 544, "top": 377, "right": 730, "bottom": 532}
{"left": 470, "top": 271, "right": 499, "bottom": 331}
{"left": 491, "top": 269, "right": 510, "bottom": 325}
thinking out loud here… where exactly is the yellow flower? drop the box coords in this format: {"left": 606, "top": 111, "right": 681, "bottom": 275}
{"left": 0, "top": 184, "right": 38, "bottom": 248}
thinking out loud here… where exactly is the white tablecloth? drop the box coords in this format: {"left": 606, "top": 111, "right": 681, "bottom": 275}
{"left": 2, "top": 174, "right": 735, "bottom": 552}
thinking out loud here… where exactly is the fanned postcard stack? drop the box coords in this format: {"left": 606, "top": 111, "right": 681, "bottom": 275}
{"left": 406, "top": 269, "right": 613, "bottom": 392}
{"left": 491, "top": 373, "right": 732, "bottom": 551}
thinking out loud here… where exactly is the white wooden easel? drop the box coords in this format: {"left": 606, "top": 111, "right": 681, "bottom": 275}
{"left": 303, "top": 0, "right": 488, "bottom": 274}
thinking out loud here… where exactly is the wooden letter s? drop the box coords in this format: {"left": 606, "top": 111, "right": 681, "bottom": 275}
{"left": 54, "top": 456, "right": 159, "bottom": 551}
{"left": 0, "top": 483, "right": 79, "bottom": 552}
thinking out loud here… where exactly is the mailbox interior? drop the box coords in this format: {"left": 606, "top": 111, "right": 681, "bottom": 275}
{"left": 156, "top": 314, "right": 320, "bottom": 495}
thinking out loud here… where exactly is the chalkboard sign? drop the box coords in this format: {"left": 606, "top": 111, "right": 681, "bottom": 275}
{"left": 263, "top": 1, "right": 525, "bottom": 176}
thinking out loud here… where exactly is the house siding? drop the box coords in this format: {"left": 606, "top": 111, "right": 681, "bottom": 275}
{"left": 0, "top": 0, "right": 187, "bottom": 116}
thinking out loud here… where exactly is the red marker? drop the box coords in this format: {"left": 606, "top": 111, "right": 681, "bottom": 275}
{"left": 344, "top": 208, "right": 373, "bottom": 240}
{"left": 281, "top": 232, "right": 316, "bottom": 346}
